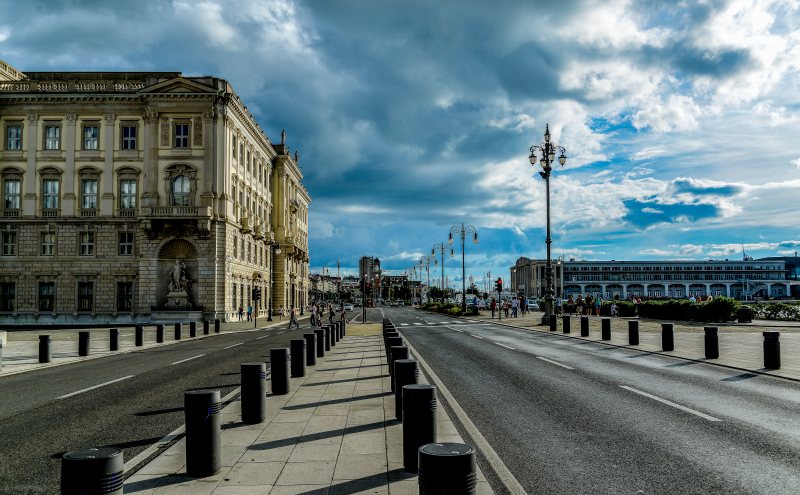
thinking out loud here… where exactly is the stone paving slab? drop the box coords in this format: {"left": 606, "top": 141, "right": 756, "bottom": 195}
{"left": 123, "top": 324, "right": 494, "bottom": 494}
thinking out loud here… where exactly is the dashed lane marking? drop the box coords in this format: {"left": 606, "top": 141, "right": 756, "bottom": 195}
{"left": 494, "top": 342, "right": 515, "bottom": 350}
{"left": 171, "top": 354, "right": 206, "bottom": 365}
{"left": 536, "top": 356, "right": 574, "bottom": 370}
{"left": 471, "top": 334, "right": 484, "bottom": 340}
{"left": 223, "top": 342, "right": 244, "bottom": 350}
{"left": 58, "top": 375, "right": 135, "bottom": 399}
{"left": 620, "top": 385, "right": 722, "bottom": 422}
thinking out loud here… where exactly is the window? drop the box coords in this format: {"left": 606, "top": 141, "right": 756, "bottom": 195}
{"left": 232, "top": 283, "right": 237, "bottom": 309}
{"left": 172, "top": 176, "right": 190, "bottom": 206}
{"left": 121, "top": 125, "right": 137, "bottom": 150}
{"left": 239, "top": 143, "right": 243, "bottom": 162}
{"left": 120, "top": 178, "right": 136, "bottom": 209}
{"left": 44, "top": 125, "right": 60, "bottom": 150}
{"left": 233, "top": 235, "right": 238, "bottom": 258}
{"left": 0, "top": 282, "right": 14, "bottom": 311}
{"left": 232, "top": 136, "right": 238, "bottom": 160}
{"left": 174, "top": 123, "right": 189, "bottom": 148}
{"left": 38, "top": 282, "right": 55, "bottom": 311}
{"left": 2, "top": 231, "right": 16, "bottom": 256}
{"left": 77, "top": 281, "right": 93, "bottom": 311}
{"left": 116, "top": 282, "right": 133, "bottom": 311}
{"left": 80, "top": 231, "right": 95, "bottom": 256}
{"left": 42, "top": 178, "right": 59, "bottom": 209}
{"left": 41, "top": 232, "right": 55, "bottom": 255}
{"left": 83, "top": 124, "right": 99, "bottom": 150}
{"left": 81, "top": 179, "right": 98, "bottom": 209}
{"left": 118, "top": 232, "right": 134, "bottom": 255}
{"left": 6, "top": 124, "right": 22, "bottom": 150}
{"left": 4, "top": 179, "right": 20, "bottom": 209}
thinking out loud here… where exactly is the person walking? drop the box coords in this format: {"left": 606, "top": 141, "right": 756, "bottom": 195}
{"left": 278, "top": 306, "right": 285, "bottom": 320}
{"left": 594, "top": 295, "right": 602, "bottom": 316}
{"left": 246, "top": 303, "right": 253, "bottom": 322}
{"left": 310, "top": 304, "right": 317, "bottom": 327}
{"left": 575, "top": 295, "right": 584, "bottom": 316}
{"left": 238, "top": 305, "right": 244, "bottom": 321}
{"left": 490, "top": 298, "right": 497, "bottom": 318}
{"left": 511, "top": 298, "right": 518, "bottom": 318}
{"left": 584, "top": 295, "right": 593, "bottom": 316}
{"left": 329, "top": 305, "right": 335, "bottom": 324}
{"left": 287, "top": 306, "right": 300, "bottom": 329}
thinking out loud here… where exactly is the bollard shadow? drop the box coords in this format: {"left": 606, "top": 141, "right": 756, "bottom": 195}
{"left": 219, "top": 371, "right": 241, "bottom": 376}
{"left": 51, "top": 436, "right": 167, "bottom": 458}
{"left": 124, "top": 473, "right": 198, "bottom": 493}
{"left": 722, "top": 373, "right": 759, "bottom": 382}
{"left": 624, "top": 353, "right": 652, "bottom": 359}
{"left": 305, "top": 375, "right": 390, "bottom": 386}
{"left": 134, "top": 406, "right": 184, "bottom": 416}
{"left": 318, "top": 364, "right": 384, "bottom": 371}
{"left": 282, "top": 391, "right": 392, "bottom": 411}
{"left": 323, "top": 357, "right": 382, "bottom": 362}
{"left": 185, "top": 384, "right": 238, "bottom": 391}
{"left": 320, "top": 468, "right": 415, "bottom": 495}
{"left": 249, "top": 420, "right": 388, "bottom": 451}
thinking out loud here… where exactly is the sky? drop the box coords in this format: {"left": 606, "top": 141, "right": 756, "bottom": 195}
{"left": 2, "top": 0, "right": 800, "bottom": 288}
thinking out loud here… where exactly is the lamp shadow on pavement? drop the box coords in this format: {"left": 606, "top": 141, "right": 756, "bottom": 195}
{"left": 281, "top": 391, "right": 391, "bottom": 411}
{"left": 306, "top": 468, "right": 415, "bottom": 495}
{"left": 249, "top": 420, "right": 391, "bottom": 451}
{"left": 304, "top": 375, "right": 389, "bottom": 387}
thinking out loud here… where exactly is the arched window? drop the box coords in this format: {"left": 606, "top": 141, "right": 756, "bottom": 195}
{"left": 172, "top": 176, "right": 190, "bottom": 206}
{"left": 163, "top": 164, "right": 196, "bottom": 207}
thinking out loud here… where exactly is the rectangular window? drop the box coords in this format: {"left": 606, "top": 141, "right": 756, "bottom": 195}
{"left": 83, "top": 125, "right": 99, "bottom": 150}
{"left": 233, "top": 236, "right": 238, "bottom": 258}
{"left": 118, "top": 232, "right": 134, "bottom": 255}
{"left": 116, "top": 282, "right": 133, "bottom": 311}
{"left": 0, "top": 282, "right": 15, "bottom": 311}
{"left": 41, "top": 232, "right": 55, "bottom": 255}
{"left": 80, "top": 231, "right": 95, "bottom": 256}
{"left": 120, "top": 179, "right": 136, "bottom": 209}
{"left": 38, "top": 282, "right": 55, "bottom": 311}
{"left": 2, "top": 231, "right": 16, "bottom": 256}
{"left": 44, "top": 125, "right": 60, "bottom": 150}
{"left": 4, "top": 179, "right": 20, "bottom": 209}
{"left": 42, "top": 179, "right": 59, "bottom": 209}
{"left": 77, "top": 281, "right": 93, "bottom": 311}
{"left": 121, "top": 125, "right": 137, "bottom": 150}
{"left": 81, "top": 179, "right": 98, "bottom": 209}
{"left": 6, "top": 124, "right": 22, "bottom": 150}
{"left": 174, "top": 123, "right": 189, "bottom": 148}
{"left": 232, "top": 136, "right": 238, "bottom": 160}
{"left": 232, "top": 284, "right": 237, "bottom": 310}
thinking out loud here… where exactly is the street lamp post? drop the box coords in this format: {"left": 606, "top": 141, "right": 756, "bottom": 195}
{"left": 266, "top": 240, "right": 282, "bottom": 322}
{"left": 449, "top": 223, "right": 478, "bottom": 314}
{"left": 529, "top": 123, "right": 567, "bottom": 325}
{"left": 420, "top": 255, "right": 433, "bottom": 302}
{"left": 432, "top": 242, "right": 451, "bottom": 304}
{"left": 336, "top": 259, "right": 341, "bottom": 304}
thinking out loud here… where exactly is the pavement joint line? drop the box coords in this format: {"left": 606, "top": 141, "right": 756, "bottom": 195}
{"left": 398, "top": 329, "right": 528, "bottom": 495}
{"left": 536, "top": 356, "right": 574, "bottom": 370}
{"left": 57, "top": 374, "right": 135, "bottom": 400}
{"left": 170, "top": 354, "right": 205, "bottom": 365}
{"left": 222, "top": 342, "right": 244, "bottom": 350}
{"left": 619, "top": 385, "right": 722, "bottom": 422}
{"left": 494, "top": 342, "right": 515, "bottom": 350}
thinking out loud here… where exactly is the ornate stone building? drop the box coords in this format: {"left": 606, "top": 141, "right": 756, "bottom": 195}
{"left": 0, "top": 61, "right": 310, "bottom": 324}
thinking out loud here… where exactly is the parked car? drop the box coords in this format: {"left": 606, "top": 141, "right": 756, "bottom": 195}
{"left": 344, "top": 304, "right": 354, "bottom": 311}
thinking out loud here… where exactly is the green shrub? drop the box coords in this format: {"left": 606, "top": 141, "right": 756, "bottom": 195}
{"left": 600, "top": 301, "right": 637, "bottom": 317}
{"left": 694, "top": 297, "right": 739, "bottom": 322}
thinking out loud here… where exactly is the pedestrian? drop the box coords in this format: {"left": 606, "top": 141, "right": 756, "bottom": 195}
{"left": 584, "top": 294, "right": 593, "bottom": 316}
{"left": 478, "top": 298, "right": 485, "bottom": 314}
{"left": 575, "top": 295, "right": 584, "bottom": 316}
{"left": 340, "top": 307, "right": 346, "bottom": 321}
{"left": 594, "top": 295, "right": 602, "bottom": 316}
{"left": 310, "top": 303, "right": 317, "bottom": 327}
{"left": 329, "top": 306, "right": 335, "bottom": 324}
{"left": 511, "top": 298, "right": 518, "bottom": 317}
{"left": 238, "top": 305, "right": 244, "bottom": 321}
{"left": 490, "top": 298, "right": 497, "bottom": 318}
{"left": 566, "top": 295, "right": 574, "bottom": 315}
{"left": 278, "top": 306, "right": 284, "bottom": 320}
{"left": 610, "top": 302, "right": 618, "bottom": 317}
{"left": 556, "top": 296, "right": 563, "bottom": 316}
{"left": 504, "top": 300, "right": 510, "bottom": 318}
{"left": 287, "top": 306, "right": 300, "bottom": 329}
{"left": 246, "top": 304, "right": 253, "bottom": 321}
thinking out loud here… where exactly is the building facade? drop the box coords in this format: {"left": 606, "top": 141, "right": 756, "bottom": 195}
{"left": 0, "top": 62, "right": 309, "bottom": 324}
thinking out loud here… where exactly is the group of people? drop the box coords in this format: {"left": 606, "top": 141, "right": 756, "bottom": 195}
{"left": 555, "top": 294, "right": 604, "bottom": 316}
{"left": 305, "top": 302, "right": 347, "bottom": 329}
{"left": 482, "top": 296, "right": 531, "bottom": 318}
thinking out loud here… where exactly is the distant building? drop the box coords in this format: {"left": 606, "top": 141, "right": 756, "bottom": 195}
{"left": 359, "top": 256, "right": 381, "bottom": 284}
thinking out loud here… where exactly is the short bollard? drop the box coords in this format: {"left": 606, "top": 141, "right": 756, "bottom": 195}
{"left": 333, "top": 323, "right": 340, "bottom": 343}
{"left": 314, "top": 329, "right": 325, "bottom": 357}
{"left": 342, "top": 318, "right": 346, "bottom": 335}
{"left": 324, "top": 326, "right": 332, "bottom": 351}
{"left": 340, "top": 319, "right": 346, "bottom": 336}
{"left": 303, "top": 333, "right": 317, "bottom": 366}
{"left": 764, "top": 332, "right": 781, "bottom": 369}
{"left": 330, "top": 324, "right": 338, "bottom": 346}
{"left": 214, "top": 319, "right": 221, "bottom": 333}
{"left": 386, "top": 336, "right": 403, "bottom": 359}
{"left": 549, "top": 314, "right": 557, "bottom": 331}
{"left": 403, "top": 384, "right": 437, "bottom": 472}
{"left": 184, "top": 390, "right": 221, "bottom": 477}
{"left": 174, "top": 323, "right": 182, "bottom": 340}
{"left": 662, "top": 323, "right": 674, "bottom": 352}
{"left": 562, "top": 315, "right": 571, "bottom": 334}
{"left": 79, "top": 331, "right": 91, "bottom": 357}
{"left": 156, "top": 324, "right": 164, "bottom": 343}
{"left": 270, "top": 348, "right": 290, "bottom": 395}
{"left": 394, "top": 359, "right": 418, "bottom": 419}
{"left": 61, "top": 447, "right": 124, "bottom": 495}
{"left": 580, "top": 316, "right": 589, "bottom": 337}
{"left": 0, "top": 342, "right": 3, "bottom": 371}
{"left": 241, "top": 363, "right": 267, "bottom": 424}
{"left": 704, "top": 326, "right": 719, "bottom": 359}
{"left": 628, "top": 320, "right": 640, "bottom": 345}
{"left": 390, "top": 346, "right": 410, "bottom": 392}
{"left": 601, "top": 318, "right": 611, "bottom": 341}
{"left": 109, "top": 328, "right": 119, "bottom": 351}
{"left": 135, "top": 326, "right": 144, "bottom": 347}
{"left": 189, "top": 321, "right": 197, "bottom": 338}
{"left": 418, "top": 443, "right": 477, "bottom": 495}
{"left": 337, "top": 321, "right": 344, "bottom": 340}
{"left": 203, "top": 320, "right": 210, "bottom": 335}
{"left": 290, "top": 339, "right": 307, "bottom": 378}
{"left": 39, "top": 335, "right": 51, "bottom": 363}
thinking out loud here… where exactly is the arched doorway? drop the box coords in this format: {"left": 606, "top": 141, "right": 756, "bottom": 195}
{"left": 158, "top": 239, "right": 199, "bottom": 309}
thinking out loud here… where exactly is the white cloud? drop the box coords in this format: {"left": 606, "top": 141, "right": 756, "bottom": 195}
{"left": 631, "top": 147, "right": 666, "bottom": 161}
{"left": 639, "top": 248, "right": 673, "bottom": 256}
{"left": 792, "top": 158, "right": 800, "bottom": 169}
{"left": 173, "top": 1, "right": 236, "bottom": 48}
{"left": 641, "top": 207, "right": 663, "bottom": 214}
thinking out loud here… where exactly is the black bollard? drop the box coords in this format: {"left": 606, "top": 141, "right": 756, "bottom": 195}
{"left": 403, "top": 384, "right": 438, "bottom": 473}
{"left": 313, "top": 328, "right": 325, "bottom": 357}
{"left": 270, "top": 348, "right": 290, "bottom": 395}
{"left": 394, "top": 359, "right": 418, "bottom": 420}
{"left": 203, "top": 320, "right": 210, "bottom": 335}
{"left": 214, "top": 319, "right": 220, "bottom": 333}
{"left": 189, "top": 321, "right": 197, "bottom": 338}
{"left": 662, "top": 323, "right": 674, "bottom": 351}
{"left": 324, "top": 326, "right": 332, "bottom": 351}
{"left": 390, "top": 346, "right": 410, "bottom": 392}
{"left": 601, "top": 318, "right": 611, "bottom": 341}
{"left": 184, "top": 390, "right": 221, "bottom": 477}
{"left": 39, "top": 335, "right": 51, "bottom": 363}
{"left": 418, "top": 443, "right": 477, "bottom": 495}
{"left": 290, "top": 339, "right": 307, "bottom": 378}
{"left": 337, "top": 321, "right": 344, "bottom": 340}
{"left": 79, "top": 331, "right": 91, "bottom": 357}
{"left": 303, "top": 333, "right": 317, "bottom": 366}
{"left": 0, "top": 341, "right": 3, "bottom": 371}
{"left": 330, "top": 324, "right": 338, "bottom": 346}
{"left": 341, "top": 319, "right": 346, "bottom": 336}
{"left": 135, "top": 326, "right": 144, "bottom": 347}
{"left": 549, "top": 314, "right": 557, "bottom": 331}
{"left": 386, "top": 336, "right": 403, "bottom": 360}
{"left": 109, "top": 328, "right": 119, "bottom": 351}
{"left": 332, "top": 323, "right": 339, "bottom": 343}
{"left": 763, "top": 332, "right": 781, "bottom": 369}
{"left": 174, "top": 323, "right": 182, "bottom": 340}
{"left": 704, "top": 326, "right": 719, "bottom": 359}
{"left": 562, "top": 315, "right": 571, "bottom": 334}
{"left": 580, "top": 316, "right": 589, "bottom": 337}
{"left": 61, "top": 447, "right": 124, "bottom": 495}
{"left": 240, "top": 363, "right": 267, "bottom": 424}
{"left": 156, "top": 324, "right": 164, "bottom": 343}
{"left": 628, "top": 320, "right": 640, "bottom": 345}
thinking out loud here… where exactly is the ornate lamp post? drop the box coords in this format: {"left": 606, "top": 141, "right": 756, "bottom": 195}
{"left": 266, "top": 240, "right": 282, "bottom": 321}
{"left": 449, "top": 223, "right": 478, "bottom": 314}
{"left": 336, "top": 258, "right": 341, "bottom": 303}
{"left": 432, "top": 242, "right": 451, "bottom": 304}
{"left": 529, "top": 123, "right": 567, "bottom": 324}
{"left": 420, "top": 255, "right": 434, "bottom": 302}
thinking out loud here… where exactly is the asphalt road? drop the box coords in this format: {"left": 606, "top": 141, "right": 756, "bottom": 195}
{"left": 385, "top": 307, "right": 800, "bottom": 495}
{"left": 0, "top": 311, "right": 378, "bottom": 495}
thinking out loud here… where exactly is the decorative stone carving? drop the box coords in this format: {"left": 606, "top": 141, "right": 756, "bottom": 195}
{"left": 28, "top": 113, "right": 39, "bottom": 123}
{"left": 160, "top": 116, "right": 170, "bottom": 146}
{"left": 104, "top": 113, "right": 115, "bottom": 126}
{"left": 65, "top": 114, "right": 77, "bottom": 125}
{"left": 165, "top": 258, "right": 192, "bottom": 308}
{"left": 143, "top": 108, "right": 159, "bottom": 124}
{"left": 193, "top": 116, "right": 202, "bottom": 146}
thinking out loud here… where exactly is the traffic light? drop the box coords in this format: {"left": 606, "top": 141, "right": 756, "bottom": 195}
{"left": 495, "top": 278, "right": 503, "bottom": 293}
{"left": 252, "top": 287, "right": 262, "bottom": 301}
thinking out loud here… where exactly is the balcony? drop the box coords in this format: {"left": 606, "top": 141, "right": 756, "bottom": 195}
{"left": 2, "top": 209, "right": 20, "bottom": 218}
{"left": 141, "top": 206, "right": 212, "bottom": 219}
{"left": 41, "top": 209, "right": 61, "bottom": 218}
{"left": 80, "top": 208, "right": 97, "bottom": 218}
{"left": 118, "top": 208, "right": 136, "bottom": 218}
{"left": 240, "top": 216, "right": 251, "bottom": 233}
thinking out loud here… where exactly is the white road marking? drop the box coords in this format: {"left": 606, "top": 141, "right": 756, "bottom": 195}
{"left": 223, "top": 342, "right": 244, "bottom": 350}
{"left": 255, "top": 335, "right": 269, "bottom": 340}
{"left": 536, "top": 356, "right": 574, "bottom": 370}
{"left": 171, "top": 354, "right": 206, "bottom": 365}
{"left": 400, "top": 323, "right": 409, "bottom": 326}
{"left": 58, "top": 375, "right": 135, "bottom": 399}
{"left": 494, "top": 342, "right": 515, "bottom": 350}
{"left": 453, "top": 328, "right": 463, "bottom": 332}
{"left": 471, "top": 334, "right": 484, "bottom": 340}
{"left": 620, "top": 385, "right": 722, "bottom": 422}
{"left": 413, "top": 323, "right": 422, "bottom": 326}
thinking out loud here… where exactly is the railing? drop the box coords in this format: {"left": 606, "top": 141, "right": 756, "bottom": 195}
{"left": 118, "top": 208, "right": 136, "bottom": 218}
{"left": 0, "top": 80, "right": 147, "bottom": 93}
{"left": 2, "top": 209, "right": 20, "bottom": 218}
{"left": 80, "top": 208, "right": 97, "bottom": 218}
{"left": 141, "top": 206, "right": 212, "bottom": 217}
{"left": 41, "top": 209, "right": 61, "bottom": 218}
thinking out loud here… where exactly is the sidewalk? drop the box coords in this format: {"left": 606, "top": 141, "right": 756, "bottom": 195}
{"left": 123, "top": 324, "right": 493, "bottom": 494}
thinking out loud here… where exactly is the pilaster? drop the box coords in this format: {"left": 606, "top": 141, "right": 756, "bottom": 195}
{"left": 23, "top": 113, "right": 38, "bottom": 216}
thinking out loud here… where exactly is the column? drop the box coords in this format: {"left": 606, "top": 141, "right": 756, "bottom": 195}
{"left": 621, "top": 284, "right": 627, "bottom": 299}
{"left": 141, "top": 107, "right": 159, "bottom": 207}
{"left": 786, "top": 283, "right": 792, "bottom": 298}
{"left": 201, "top": 111, "right": 215, "bottom": 208}
{"left": 101, "top": 113, "right": 115, "bottom": 214}
{"left": 63, "top": 114, "right": 77, "bottom": 214}
{"left": 23, "top": 113, "right": 38, "bottom": 216}
{"left": 643, "top": 283, "right": 649, "bottom": 297}
{"left": 600, "top": 284, "right": 607, "bottom": 297}
{"left": 684, "top": 283, "right": 690, "bottom": 297}
{"left": 724, "top": 283, "right": 731, "bottom": 297}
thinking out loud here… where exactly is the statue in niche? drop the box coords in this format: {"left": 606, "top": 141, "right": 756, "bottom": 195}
{"left": 168, "top": 259, "right": 188, "bottom": 293}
